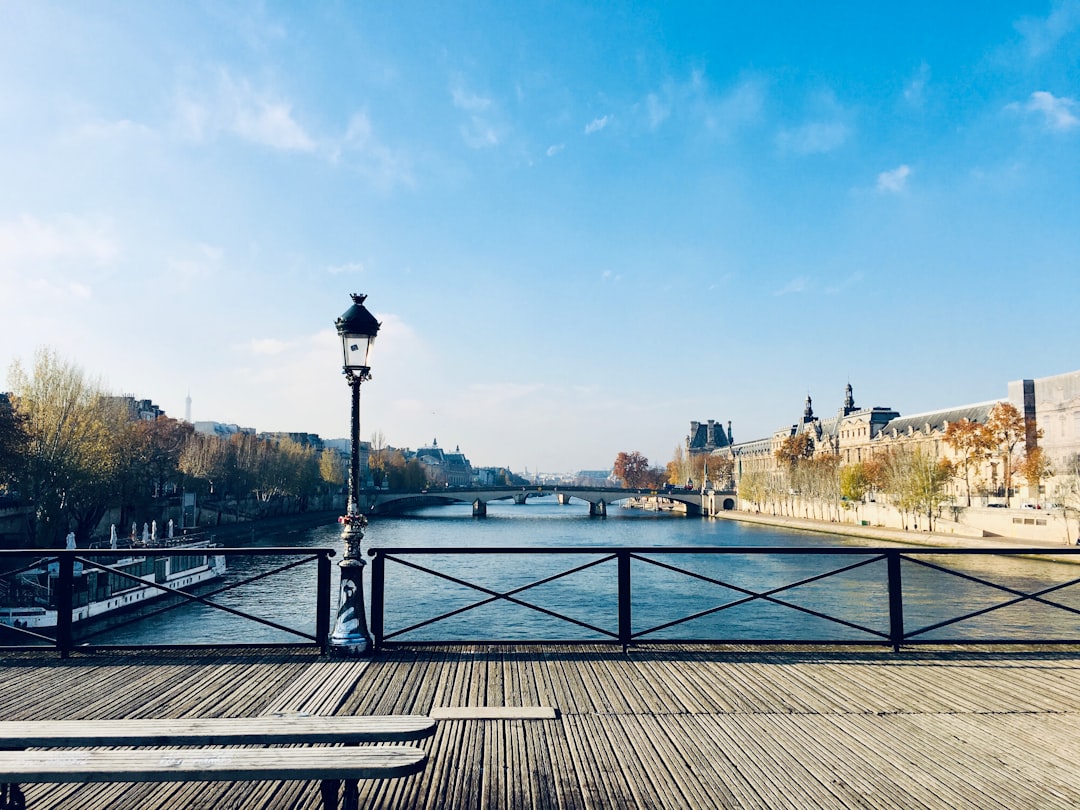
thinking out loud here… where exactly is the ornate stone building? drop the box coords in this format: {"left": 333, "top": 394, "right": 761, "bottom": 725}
{"left": 729, "top": 371, "right": 1080, "bottom": 504}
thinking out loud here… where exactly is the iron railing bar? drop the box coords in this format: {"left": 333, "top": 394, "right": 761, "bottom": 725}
{"left": 900, "top": 554, "right": 1080, "bottom": 615}
{"left": 379, "top": 554, "right": 619, "bottom": 640}
{"left": 904, "top": 576, "right": 1080, "bottom": 640}
{"left": 630, "top": 551, "right": 884, "bottom": 595}
{"left": 76, "top": 554, "right": 324, "bottom": 642}
{"left": 380, "top": 552, "right": 616, "bottom": 595}
{"left": 626, "top": 552, "right": 887, "bottom": 638}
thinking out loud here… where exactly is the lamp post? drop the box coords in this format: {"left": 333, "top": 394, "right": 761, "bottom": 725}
{"left": 329, "top": 293, "right": 381, "bottom": 656}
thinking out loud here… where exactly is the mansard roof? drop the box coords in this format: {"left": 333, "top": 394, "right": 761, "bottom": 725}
{"left": 877, "top": 401, "right": 997, "bottom": 437}
{"left": 688, "top": 420, "right": 731, "bottom": 451}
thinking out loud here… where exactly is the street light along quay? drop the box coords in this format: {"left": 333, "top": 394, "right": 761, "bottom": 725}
{"left": 329, "top": 293, "right": 381, "bottom": 656}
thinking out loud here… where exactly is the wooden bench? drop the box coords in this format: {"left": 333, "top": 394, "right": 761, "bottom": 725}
{"left": 0, "top": 714, "right": 436, "bottom": 810}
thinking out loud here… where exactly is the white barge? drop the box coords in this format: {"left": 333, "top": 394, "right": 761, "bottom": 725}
{"left": 0, "top": 537, "right": 226, "bottom": 631}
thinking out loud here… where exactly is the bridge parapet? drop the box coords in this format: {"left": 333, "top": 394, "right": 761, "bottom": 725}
{"left": 360, "top": 484, "right": 735, "bottom": 517}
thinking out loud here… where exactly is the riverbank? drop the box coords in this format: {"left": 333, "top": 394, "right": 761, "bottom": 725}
{"left": 715, "top": 509, "right": 1077, "bottom": 552}
{"left": 197, "top": 510, "right": 342, "bottom": 545}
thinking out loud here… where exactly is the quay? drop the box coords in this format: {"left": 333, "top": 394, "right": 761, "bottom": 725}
{"left": 3, "top": 644, "right": 1080, "bottom": 808}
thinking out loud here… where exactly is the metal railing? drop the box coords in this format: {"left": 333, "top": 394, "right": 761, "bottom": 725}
{"left": 0, "top": 546, "right": 335, "bottom": 657}
{"left": 368, "top": 546, "right": 1080, "bottom": 651}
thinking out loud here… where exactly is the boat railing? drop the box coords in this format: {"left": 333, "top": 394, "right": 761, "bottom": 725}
{"left": 367, "top": 545, "right": 1080, "bottom": 652}
{"left": 0, "top": 546, "right": 336, "bottom": 658}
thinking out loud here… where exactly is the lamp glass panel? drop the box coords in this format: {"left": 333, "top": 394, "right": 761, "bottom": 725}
{"left": 343, "top": 335, "right": 373, "bottom": 369}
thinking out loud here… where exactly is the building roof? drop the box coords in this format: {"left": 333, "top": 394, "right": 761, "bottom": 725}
{"left": 876, "top": 401, "right": 998, "bottom": 437}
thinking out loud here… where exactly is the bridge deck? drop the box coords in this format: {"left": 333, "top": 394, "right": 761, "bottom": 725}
{"left": 3, "top": 644, "right": 1079, "bottom": 809}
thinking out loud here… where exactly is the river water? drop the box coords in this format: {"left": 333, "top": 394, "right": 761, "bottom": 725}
{"left": 90, "top": 499, "right": 1080, "bottom": 647}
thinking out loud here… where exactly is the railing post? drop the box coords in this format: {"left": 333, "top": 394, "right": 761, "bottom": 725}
{"left": 617, "top": 550, "right": 631, "bottom": 652}
{"left": 55, "top": 553, "right": 74, "bottom": 659}
{"left": 886, "top": 550, "right": 904, "bottom": 653}
{"left": 316, "top": 551, "right": 332, "bottom": 654}
{"left": 370, "top": 550, "right": 384, "bottom": 651}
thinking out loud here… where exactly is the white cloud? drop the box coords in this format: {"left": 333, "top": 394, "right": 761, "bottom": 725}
{"left": 172, "top": 72, "right": 316, "bottom": 152}
{"left": 546, "top": 144, "right": 565, "bottom": 157}
{"left": 601, "top": 269, "right": 622, "bottom": 283}
{"left": 232, "top": 100, "right": 315, "bottom": 152}
{"left": 774, "top": 277, "right": 809, "bottom": 296}
{"left": 825, "top": 271, "right": 866, "bottom": 295}
{"left": 450, "top": 83, "right": 492, "bottom": 113}
{"left": 168, "top": 243, "right": 224, "bottom": 282}
{"left": 903, "top": 63, "right": 930, "bottom": 108}
{"left": 248, "top": 338, "right": 289, "bottom": 356}
{"left": 584, "top": 115, "right": 611, "bottom": 135}
{"left": 776, "top": 121, "right": 850, "bottom": 154}
{"left": 646, "top": 94, "right": 670, "bottom": 129}
{"left": 449, "top": 79, "right": 502, "bottom": 149}
{"left": 327, "top": 261, "right": 365, "bottom": 275}
{"left": 877, "top": 164, "right": 911, "bottom": 193}
{"left": 1015, "top": 0, "right": 1080, "bottom": 58}
{"left": 0, "top": 214, "right": 119, "bottom": 269}
{"left": 73, "top": 118, "right": 155, "bottom": 141}
{"left": 338, "top": 112, "right": 414, "bottom": 186}
{"left": 1011, "top": 90, "right": 1080, "bottom": 131}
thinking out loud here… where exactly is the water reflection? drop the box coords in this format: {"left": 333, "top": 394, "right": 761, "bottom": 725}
{"left": 91, "top": 500, "right": 1080, "bottom": 646}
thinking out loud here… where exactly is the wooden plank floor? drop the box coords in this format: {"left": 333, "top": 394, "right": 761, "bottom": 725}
{"left": 3, "top": 645, "right": 1080, "bottom": 809}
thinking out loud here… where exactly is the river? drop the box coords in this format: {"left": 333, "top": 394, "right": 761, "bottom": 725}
{"left": 90, "top": 499, "right": 1080, "bottom": 647}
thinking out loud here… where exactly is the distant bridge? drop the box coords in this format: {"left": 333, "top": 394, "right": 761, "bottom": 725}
{"left": 358, "top": 485, "right": 738, "bottom": 517}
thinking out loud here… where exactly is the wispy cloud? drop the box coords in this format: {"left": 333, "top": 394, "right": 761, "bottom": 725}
{"left": 1015, "top": 0, "right": 1080, "bottom": 58}
{"left": 338, "top": 112, "right": 414, "bottom": 186}
{"left": 451, "top": 79, "right": 502, "bottom": 149}
{"left": 168, "top": 243, "right": 223, "bottom": 283}
{"left": 172, "top": 71, "right": 316, "bottom": 152}
{"left": 601, "top": 269, "right": 622, "bottom": 283}
{"left": 584, "top": 115, "right": 611, "bottom": 135}
{"left": 327, "top": 261, "right": 365, "bottom": 275}
{"left": 776, "top": 121, "right": 850, "bottom": 154}
{"left": 0, "top": 214, "right": 118, "bottom": 268}
{"left": 546, "top": 144, "right": 565, "bottom": 157}
{"left": 1009, "top": 90, "right": 1079, "bottom": 131}
{"left": 877, "top": 164, "right": 911, "bottom": 192}
{"left": 774, "top": 276, "right": 809, "bottom": 296}
{"left": 903, "top": 63, "right": 930, "bottom": 108}
{"left": 825, "top": 271, "right": 865, "bottom": 295}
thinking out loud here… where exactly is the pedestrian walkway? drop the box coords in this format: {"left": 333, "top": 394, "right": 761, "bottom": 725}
{"left": 4, "top": 645, "right": 1080, "bottom": 808}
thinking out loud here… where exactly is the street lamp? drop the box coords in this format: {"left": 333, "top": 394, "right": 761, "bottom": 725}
{"left": 330, "top": 293, "right": 381, "bottom": 656}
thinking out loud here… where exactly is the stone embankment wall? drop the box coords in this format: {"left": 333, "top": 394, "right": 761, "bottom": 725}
{"left": 731, "top": 497, "right": 1077, "bottom": 549}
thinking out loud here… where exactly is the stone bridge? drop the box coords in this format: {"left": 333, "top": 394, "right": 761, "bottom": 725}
{"left": 359, "top": 485, "right": 737, "bottom": 517}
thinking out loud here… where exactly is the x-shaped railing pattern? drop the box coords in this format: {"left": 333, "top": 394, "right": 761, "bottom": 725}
{"left": 369, "top": 546, "right": 1080, "bottom": 651}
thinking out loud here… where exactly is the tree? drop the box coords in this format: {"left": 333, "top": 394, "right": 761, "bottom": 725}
{"left": 775, "top": 433, "right": 813, "bottom": 468}
{"left": 943, "top": 418, "right": 994, "bottom": 506}
{"left": 613, "top": 451, "right": 650, "bottom": 488}
{"left": 0, "top": 394, "right": 27, "bottom": 493}
{"left": 7, "top": 349, "right": 130, "bottom": 546}
{"left": 1017, "top": 446, "right": 1053, "bottom": 503}
{"left": 319, "top": 448, "right": 345, "bottom": 491}
{"left": 986, "top": 402, "right": 1035, "bottom": 506}
{"left": 879, "top": 447, "right": 952, "bottom": 531}
{"left": 840, "top": 463, "right": 871, "bottom": 504}
{"left": 666, "top": 445, "right": 691, "bottom": 486}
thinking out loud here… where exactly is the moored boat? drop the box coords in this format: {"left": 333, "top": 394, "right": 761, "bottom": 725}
{"left": 0, "top": 536, "right": 226, "bottom": 632}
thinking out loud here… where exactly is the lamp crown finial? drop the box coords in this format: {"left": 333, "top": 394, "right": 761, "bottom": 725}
{"left": 350, "top": 293, "right": 367, "bottom": 305}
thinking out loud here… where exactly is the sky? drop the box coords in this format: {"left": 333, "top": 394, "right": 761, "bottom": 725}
{"left": 1, "top": 2, "right": 1079, "bottom": 475}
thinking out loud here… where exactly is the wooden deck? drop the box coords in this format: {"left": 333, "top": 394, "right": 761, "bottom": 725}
{"left": 3, "top": 645, "right": 1080, "bottom": 809}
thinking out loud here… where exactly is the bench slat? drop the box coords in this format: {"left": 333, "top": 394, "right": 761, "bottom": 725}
{"left": 0, "top": 715, "right": 434, "bottom": 747}
{"left": 0, "top": 745, "right": 427, "bottom": 783}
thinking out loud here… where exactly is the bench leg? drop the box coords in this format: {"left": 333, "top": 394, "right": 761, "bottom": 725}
{"left": 320, "top": 778, "right": 339, "bottom": 810}
{"left": 0, "top": 783, "right": 26, "bottom": 810}
{"left": 319, "top": 781, "right": 362, "bottom": 810}
{"left": 343, "top": 779, "right": 359, "bottom": 810}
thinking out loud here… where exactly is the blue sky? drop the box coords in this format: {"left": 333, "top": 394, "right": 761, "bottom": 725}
{"left": 2, "top": 1, "right": 1078, "bottom": 473}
